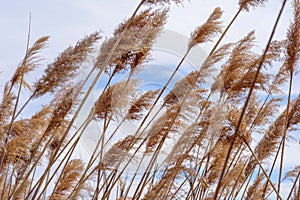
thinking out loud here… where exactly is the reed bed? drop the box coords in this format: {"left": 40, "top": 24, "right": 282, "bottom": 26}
{"left": 0, "top": 0, "right": 300, "bottom": 199}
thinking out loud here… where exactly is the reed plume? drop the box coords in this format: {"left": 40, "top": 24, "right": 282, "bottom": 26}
{"left": 0, "top": 84, "right": 15, "bottom": 126}
{"left": 145, "top": 103, "right": 185, "bottom": 153}
{"left": 126, "top": 89, "right": 160, "bottom": 120}
{"left": 94, "top": 80, "right": 138, "bottom": 120}
{"left": 163, "top": 71, "right": 205, "bottom": 107}
{"left": 283, "top": 0, "right": 300, "bottom": 74}
{"left": 34, "top": 32, "right": 100, "bottom": 97}
{"left": 101, "top": 136, "right": 138, "bottom": 169}
{"left": 45, "top": 85, "right": 79, "bottom": 137}
{"left": 50, "top": 159, "right": 84, "bottom": 200}
{"left": 239, "top": 0, "right": 269, "bottom": 11}
{"left": 96, "top": 9, "right": 167, "bottom": 75}
{"left": 245, "top": 172, "right": 265, "bottom": 200}
{"left": 245, "top": 93, "right": 300, "bottom": 177}
{"left": 10, "top": 36, "right": 49, "bottom": 91}
{"left": 188, "top": 7, "right": 223, "bottom": 49}
{"left": 1, "top": 1, "right": 299, "bottom": 199}
{"left": 284, "top": 165, "right": 300, "bottom": 181}
{"left": 143, "top": 0, "right": 185, "bottom": 6}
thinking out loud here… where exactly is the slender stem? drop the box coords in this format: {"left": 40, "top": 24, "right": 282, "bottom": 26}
{"left": 242, "top": 137, "right": 282, "bottom": 199}
{"left": 287, "top": 170, "right": 300, "bottom": 200}
{"left": 0, "top": 14, "right": 32, "bottom": 169}
{"left": 240, "top": 171, "right": 254, "bottom": 200}
{"left": 46, "top": 0, "right": 146, "bottom": 177}
{"left": 214, "top": 1, "right": 287, "bottom": 198}
{"left": 104, "top": 48, "right": 192, "bottom": 199}
{"left": 278, "top": 70, "right": 293, "bottom": 198}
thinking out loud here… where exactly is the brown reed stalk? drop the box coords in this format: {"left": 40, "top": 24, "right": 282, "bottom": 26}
{"left": 131, "top": 6, "right": 245, "bottom": 197}
{"left": 245, "top": 171, "right": 264, "bottom": 199}
{"left": 8, "top": 84, "right": 80, "bottom": 199}
{"left": 214, "top": 0, "right": 288, "bottom": 198}
{"left": 99, "top": 10, "right": 224, "bottom": 196}
{"left": 286, "top": 167, "right": 300, "bottom": 199}
{"left": 26, "top": 115, "right": 92, "bottom": 200}
{"left": 245, "top": 94, "right": 300, "bottom": 178}
{"left": 51, "top": 10, "right": 168, "bottom": 194}
{"left": 277, "top": 0, "right": 300, "bottom": 195}
{"left": 142, "top": 3, "right": 272, "bottom": 196}
{"left": 2, "top": 1, "right": 300, "bottom": 199}
{"left": 122, "top": 40, "right": 230, "bottom": 196}
{"left": 0, "top": 14, "right": 32, "bottom": 170}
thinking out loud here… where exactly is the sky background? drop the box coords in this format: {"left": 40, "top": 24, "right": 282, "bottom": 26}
{"left": 0, "top": 0, "right": 299, "bottom": 199}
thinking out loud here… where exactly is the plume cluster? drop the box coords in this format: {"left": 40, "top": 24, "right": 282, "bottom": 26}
{"left": 1, "top": 1, "right": 299, "bottom": 200}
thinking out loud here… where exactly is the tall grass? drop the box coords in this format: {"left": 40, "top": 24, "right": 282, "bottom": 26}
{"left": 0, "top": 0, "right": 300, "bottom": 199}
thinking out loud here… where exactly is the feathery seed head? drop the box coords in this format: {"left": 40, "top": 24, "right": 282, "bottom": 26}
{"left": 34, "top": 32, "right": 100, "bottom": 97}
{"left": 126, "top": 89, "right": 160, "bottom": 120}
{"left": 94, "top": 80, "right": 138, "bottom": 120}
{"left": 239, "top": 0, "right": 269, "bottom": 11}
{"left": 143, "top": 0, "right": 186, "bottom": 6}
{"left": 188, "top": 7, "right": 223, "bottom": 49}
{"left": 96, "top": 9, "right": 167, "bottom": 75}
{"left": 10, "top": 36, "right": 49, "bottom": 91}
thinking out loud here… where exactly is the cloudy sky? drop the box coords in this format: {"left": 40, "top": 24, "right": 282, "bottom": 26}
{"left": 0, "top": 0, "right": 294, "bottom": 74}
{"left": 0, "top": 0, "right": 299, "bottom": 198}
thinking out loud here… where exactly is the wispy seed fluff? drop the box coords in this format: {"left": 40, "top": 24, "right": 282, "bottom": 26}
{"left": 0, "top": 84, "right": 15, "bottom": 125}
{"left": 10, "top": 36, "right": 49, "bottom": 91}
{"left": 50, "top": 159, "right": 84, "bottom": 200}
{"left": 188, "top": 7, "right": 223, "bottom": 49}
{"left": 143, "top": 0, "right": 185, "bottom": 6}
{"left": 95, "top": 9, "right": 167, "bottom": 75}
{"left": 126, "top": 89, "right": 160, "bottom": 120}
{"left": 163, "top": 71, "right": 205, "bottom": 107}
{"left": 94, "top": 80, "right": 138, "bottom": 120}
{"left": 239, "top": 0, "right": 269, "bottom": 11}
{"left": 100, "top": 135, "right": 137, "bottom": 169}
{"left": 34, "top": 32, "right": 100, "bottom": 98}
{"left": 283, "top": 0, "right": 300, "bottom": 73}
